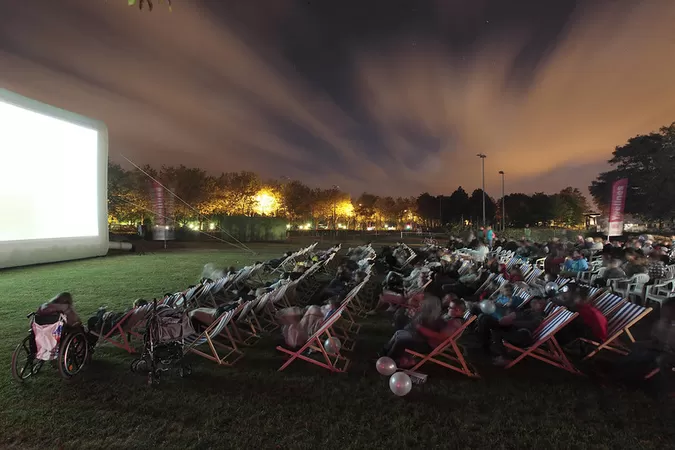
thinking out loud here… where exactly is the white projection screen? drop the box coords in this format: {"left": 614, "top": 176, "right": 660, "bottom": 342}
{"left": 0, "top": 89, "right": 108, "bottom": 269}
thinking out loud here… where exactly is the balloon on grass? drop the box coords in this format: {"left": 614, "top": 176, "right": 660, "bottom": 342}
{"left": 376, "top": 357, "right": 397, "bottom": 376}
{"left": 389, "top": 372, "right": 412, "bottom": 396}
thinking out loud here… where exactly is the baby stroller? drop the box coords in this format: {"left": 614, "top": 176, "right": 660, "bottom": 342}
{"left": 131, "top": 301, "right": 192, "bottom": 385}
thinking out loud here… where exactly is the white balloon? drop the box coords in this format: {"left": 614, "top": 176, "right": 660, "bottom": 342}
{"left": 376, "top": 357, "right": 397, "bottom": 376}
{"left": 479, "top": 300, "right": 496, "bottom": 315}
{"left": 389, "top": 372, "right": 413, "bottom": 396}
{"left": 324, "top": 337, "right": 342, "bottom": 354}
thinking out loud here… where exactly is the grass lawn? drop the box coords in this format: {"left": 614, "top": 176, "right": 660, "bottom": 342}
{"left": 1, "top": 244, "right": 675, "bottom": 449}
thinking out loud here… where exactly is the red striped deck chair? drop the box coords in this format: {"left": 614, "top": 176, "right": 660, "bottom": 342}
{"left": 277, "top": 302, "right": 350, "bottom": 372}
{"left": 184, "top": 306, "right": 243, "bottom": 365}
{"left": 581, "top": 302, "right": 652, "bottom": 359}
{"left": 503, "top": 307, "right": 581, "bottom": 373}
{"left": 406, "top": 311, "right": 479, "bottom": 378}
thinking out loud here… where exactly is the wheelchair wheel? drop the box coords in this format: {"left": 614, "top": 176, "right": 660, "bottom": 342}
{"left": 11, "top": 336, "right": 42, "bottom": 382}
{"left": 57, "top": 331, "right": 90, "bottom": 379}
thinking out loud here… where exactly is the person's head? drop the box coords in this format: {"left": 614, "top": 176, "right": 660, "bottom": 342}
{"left": 133, "top": 298, "right": 148, "bottom": 308}
{"left": 487, "top": 225, "right": 492, "bottom": 230}
{"left": 354, "top": 270, "right": 367, "bottom": 283}
{"left": 50, "top": 292, "right": 73, "bottom": 306}
{"left": 607, "top": 258, "right": 622, "bottom": 269}
{"left": 571, "top": 249, "right": 582, "bottom": 260}
{"left": 529, "top": 296, "right": 546, "bottom": 313}
{"left": 415, "top": 295, "right": 443, "bottom": 322}
{"left": 509, "top": 267, "right": 523, "bottom": 277}
{"left": 227, "top": 266, "right": 237, "bottom": 274}
{"left": 500, "top": 283, "right": 514, "bottom": 297}
{"left": 448, "top": 298, "right": 467, "bottom": 318}
{"left": 327, "top": 296, "right": 341, "bottom": 310}
{"left": 562, "top": 283, "right": 590, "bottom": 306}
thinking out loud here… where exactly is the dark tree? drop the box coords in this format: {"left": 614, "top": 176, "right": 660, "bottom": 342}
{"left": 590, "top": 124, "right": 675, "bottom": 224}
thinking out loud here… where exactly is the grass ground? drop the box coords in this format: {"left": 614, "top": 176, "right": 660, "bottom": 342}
{"left": 1, "top": 243, "right": 675, "bottom": 449}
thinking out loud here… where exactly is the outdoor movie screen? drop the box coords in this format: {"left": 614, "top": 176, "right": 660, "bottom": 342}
{"left": 0, "top": 88, "right": 108, "bottom": 269}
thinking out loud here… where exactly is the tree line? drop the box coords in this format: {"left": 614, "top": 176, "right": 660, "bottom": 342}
{"left": 109, "top": 162, "right": 590, "bottom": 229}
{"left": 590, "top": 122, "right": 675, "bottom": 228}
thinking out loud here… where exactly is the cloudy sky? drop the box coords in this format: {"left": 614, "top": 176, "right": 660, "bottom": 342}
{"left": 1, "top": 0, "right": 674, "bottom": 198}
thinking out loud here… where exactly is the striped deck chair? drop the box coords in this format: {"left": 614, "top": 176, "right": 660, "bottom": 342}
{"left": 587, "top": 287, "right": 606, "bottom": 301}
{"left": 591, "top": 291, "right": 626, "bottom": 316}
{"left": 581, "top": 302, "right": 653, "bottom": 359}
{"left": 234, "top": 295, "right": 265, "bottom": 345}
{"left": 89, "top": 307, "right": 139, "bottom": 353}
{"left": 184, "top": 307, "right": 243, "bottom": 365}
{"left": 503, "top": 307, "right": 581, "bottom": 373}
{"left": 554, "top": 276, "right": 572, "bottom": 288}
{"left": 195, "top": 276, "right": 231, "bottom": 307}
{"left": 226, "top": 299, "right": 258, "bottom": 347}
{"left": 333, "top": 278, "right": 370, "bottom": 347}
{"left": 525, "top": 267, "right": 543, "bottom": 284}
{"left": 406, "top": 311, "right": 479, "bottom": 378}
{"left": 277, "top": 302, "right": 351, "bottom": 372}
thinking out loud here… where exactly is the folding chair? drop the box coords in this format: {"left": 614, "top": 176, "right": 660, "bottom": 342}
{"left": 90, "top": 308, "right": 140, "bottom": 353}
{"left": 184, "top": 307, "right": 243, "bottom": 365}
{"left": 581, "top": 302, "right": 653, "bottom": 359}
{"left": 503, "top": 307, "right": 581, "bottom": 374}
{"left": 406, "top": 311, "right": 479, "bottom": 378}
{"left": 592, "top": 291, "right": 626, "bottom": 316}
{"left": 277, "top": 304, "right": 350, "bottom": 372}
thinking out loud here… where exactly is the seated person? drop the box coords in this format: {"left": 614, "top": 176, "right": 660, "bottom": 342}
{"left": 88, "top": 298, "right": 148, "bottom": 334}
{"left": 188, "top": 301, "right": 241, "bottom": 331}
{"left": 380, "top": 295, "right": 446, "bottom": 367}
{"left": 319, "top": 266, "right": 352, "bottom": 301}
{"left": 277, "top": 296, "right": 341, "bottom": 348}
{"left": 560, "top": 249, "right": 589, "bottom": 277}
{"left": 487, "top": 283, "right": 525, "bottom": 319}
{"left": 490, "top": 296, "right": 548, "bottom": 366}
{"left": 367, "top": 271, "right": 431, "bottom": 315}
{"left": 36, "top": 292, "right": 81, "bottom": 326}
{"left": 593, "top": 258, "right": 626, "bottom": 287}
{"left": 477, "top": 293, "right": 545, "bottom": 355}
{"left": 506, "top": 267, "right": 525, "bottom": 283}
{"left": 555, "top": 284, "right": 607, "bottom": 347}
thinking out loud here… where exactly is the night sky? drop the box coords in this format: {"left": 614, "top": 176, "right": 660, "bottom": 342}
{"left": 1, "top": 0, "right": 674, "bottom": 198}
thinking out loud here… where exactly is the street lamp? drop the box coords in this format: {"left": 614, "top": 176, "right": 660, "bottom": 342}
{"left": 499, "top": 171, "right": 505, "bottom": 232}
{"left": 332, "top": 184, "right": 339, "bottom": 235}
{"left": 476, "top": 154, "right": 487, "bottom": 227}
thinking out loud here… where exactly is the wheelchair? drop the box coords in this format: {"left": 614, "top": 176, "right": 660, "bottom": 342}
{"left": 11, "top": 312, "right": 92, "bottom": 382}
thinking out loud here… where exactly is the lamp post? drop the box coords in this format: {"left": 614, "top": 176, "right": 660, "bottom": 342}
{"left": 476, "top": 154, "right": 487, "bottom": 227}
{"left": 499, "top": 171, "right": 505, "bottom": 232}
{"left": 331, "top": 184, "right": 339, "bottom": 237}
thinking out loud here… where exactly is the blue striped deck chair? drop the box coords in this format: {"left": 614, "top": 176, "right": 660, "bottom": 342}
{"left": 184, "top": 307, "right": 243, "bottom": 365}
{"left": 332, "top": 277, "right": 370, "bottom": 349}
{"left": 235, "top": 295, "right": 265, "bottom": 345}
{"left": 525, "top": 267, "right": 543, "bottom": 284}
{"left": 591, "top": 291, "right": 625, "bottom": 316}
{"left": 277, "top": 301, "right": 351, "bottom": 373}
{"left": 407, "top": 310, "right": 479, "bottom": 378}
{"left": 554, "top": 276, "right": 572, "bottom": 288}
{"left": 582, "top": 302, "right": 653, "bottom": 359}
{"left": 504, "top": 307, "right": 580, "bottom": 373}
{"left": 587, "top": 287, "right": 605, "bottom": 300}
{"left": 226, "top": 299, "right": 258, "bottom": 346}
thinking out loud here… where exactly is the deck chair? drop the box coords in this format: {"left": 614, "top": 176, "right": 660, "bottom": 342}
{"left": 90, "top": 307, "right": 140, "bottom": 353}
{"left": 581, "top": 302, "right": 653, "bottom": 359}
{"left": 277, "top": 303, "right": 351, "bottom": 372}
{"left": 592, "top": 291, "right": 626, "bottom": 316}
{"left": 503, "top": 307, "right": 580, "bottom": 373}
{"left": 406, "top": 311, "right": 479, "bottom": 378}
{"left": 525, "top": 267, "right": 543, "bottom": 284}
{"left": 184, "top": 307, "right": 243, "bottom": 365}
